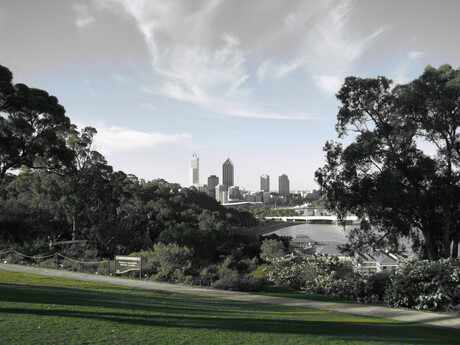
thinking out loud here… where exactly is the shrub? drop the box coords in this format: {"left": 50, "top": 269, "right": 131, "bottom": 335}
{"left": 37, "top": 257, "right": 57, "bottom": 269}
{"left": 197, "top": 265, "right": 220, "bottom": 286}
{"left": 263, "top": 254, "right": 307, "bottom": 289}
{"left": 260, "top": 239, "right": 288, "bottom": 262}
{"left": 147, "top": 243, "right": 194, "bottom": 283}
{"left": 265, "top": 254, "right": 358, "bottom": 291}
{"left": 384, "top": 258, "right": 460, "bottom": 311}
{"left": 361, "top": 272, "right": 391, "bottom": 303}
{"left": 213, "top": 275, "right": 265, "bottom": 292}
{"left": 305, "top": 274, "right": 364, "bottom": 301}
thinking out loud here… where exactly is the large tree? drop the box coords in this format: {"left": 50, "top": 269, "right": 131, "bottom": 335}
{"left": 316, "top": 65, "right": 460, "bottom": 260}
{"left": 0, "top": 65, "right": 73, "bottom": 184}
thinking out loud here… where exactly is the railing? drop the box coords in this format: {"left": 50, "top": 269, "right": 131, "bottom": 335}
{"left": 0, "top": 249, "right": 112, "bottom": 275}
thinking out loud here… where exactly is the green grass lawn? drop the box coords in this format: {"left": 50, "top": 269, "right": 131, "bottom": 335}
{"left": 255, "top": 286, "right": 349, "bottom": 303}
{"left": 1, "top": 271, "right": 459, "bottom": 345}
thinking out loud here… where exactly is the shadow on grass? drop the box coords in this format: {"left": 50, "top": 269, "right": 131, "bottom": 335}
{"left": 1, "top": 283, "right": 460, "bottom": 344}
{"left": 254, "top": 286, "right": 349, "bottom": 303}
{"left": 0, "top": 282, "right": 306, "bottom": 317}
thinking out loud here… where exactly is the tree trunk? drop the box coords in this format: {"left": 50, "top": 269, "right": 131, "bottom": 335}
{"left": 72, "top": 215, "right": 77, "bottom": 241}
{"left": 423, "top": 231, "right": 439, "bottom": 261}
{"left": 443, "top": 207, "right": 452, "bottom": 258}
{"left": 452, "top": 238, "right": 459, "bottom": 258}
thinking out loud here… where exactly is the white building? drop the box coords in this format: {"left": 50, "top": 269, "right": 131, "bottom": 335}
{"left": 190, "top": 153, "right": 199, "bottom": 186}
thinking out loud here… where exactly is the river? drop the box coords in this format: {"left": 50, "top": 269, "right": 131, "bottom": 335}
{"left": 266, "top": 223, "right": 351, "bottom": 243}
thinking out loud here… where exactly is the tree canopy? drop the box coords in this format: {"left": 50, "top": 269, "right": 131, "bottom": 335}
{"left": 0, "top": 65, "right": 73, "bottom": 183}
{"left": 316, "top": 64, "right": 460, "bottom": 260}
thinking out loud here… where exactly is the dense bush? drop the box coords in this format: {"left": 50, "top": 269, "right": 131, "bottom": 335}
{"left": 263, "top": 255, "right": 309, "bottom": 289}
{"left": 264, "top": 254, "right": 357, "bottom": 292}
{"left": 133, "top": 243, "right": 194, "bottom": 283}
{"left": 260, "top": 238, "right": 288, "bottom": 262}
{"left": 265, "top": 254, "right": 460, "bottom": 311}
{"left": 213, "top": 275, "right": 265, "bottom": 292}
{"left": 384, "top": 258, "right": 460, "bottom": 311}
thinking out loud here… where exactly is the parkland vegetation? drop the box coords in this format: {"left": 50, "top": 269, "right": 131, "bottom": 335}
{"left": 316, "top": 64, "right": 460, "bottom": 260}
{"left": 2, "top": 63, "right": 460, "bottom": 314}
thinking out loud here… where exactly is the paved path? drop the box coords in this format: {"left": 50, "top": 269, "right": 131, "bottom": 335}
{"left": 2, "top": 263, "right": 460, "bottom": 330}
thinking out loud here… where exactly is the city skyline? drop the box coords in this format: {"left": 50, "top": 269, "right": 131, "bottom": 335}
{"left": 192, "top": 153, "right": 296, "bottom": 193}
{"left": 2, "top": 1, "right": 460, "bottom": 191}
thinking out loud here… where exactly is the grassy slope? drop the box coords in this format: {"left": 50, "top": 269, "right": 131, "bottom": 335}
{"left": 1, "top": 271, "right": 459, "bottom": 345}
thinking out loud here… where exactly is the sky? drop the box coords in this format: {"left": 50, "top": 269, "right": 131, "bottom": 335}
{"left": 1, "top": 0, "right": 460, "bottom": 191}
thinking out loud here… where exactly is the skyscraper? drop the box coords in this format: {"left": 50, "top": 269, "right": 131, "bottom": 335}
{"left": 222, "top": 158, "right": 234, "bottom": 189}
{"left": 279, "top": 174, "right": 290, "bottom": 197}
{"left": 207, "top": 175, "right": 219, "bottom": 198}
{"left": 260, "top": 174, "right": 270, "bottom": 192}
{"left": 189, "top": 153, "right": 199, "bottom": 186}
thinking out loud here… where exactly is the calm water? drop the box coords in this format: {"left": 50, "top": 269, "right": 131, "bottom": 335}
{"left": 267, "top": 223, "right": 351, "bottom": 243}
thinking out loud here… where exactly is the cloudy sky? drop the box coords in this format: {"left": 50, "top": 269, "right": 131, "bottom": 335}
{"left": 1, "top": 0, "right": 459, "bottom": 191}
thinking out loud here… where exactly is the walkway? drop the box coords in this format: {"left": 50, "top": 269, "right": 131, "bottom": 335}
{"left": 1, "top": 263, "right": 460, "bottom": 330}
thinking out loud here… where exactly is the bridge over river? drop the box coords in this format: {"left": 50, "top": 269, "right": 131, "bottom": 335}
{"left": 264, "top": 215, "right": 359, "bottom": 225}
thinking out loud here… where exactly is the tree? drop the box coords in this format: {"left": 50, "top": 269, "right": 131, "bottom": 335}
{"left": 0, "top": 65, "right": 73, "bottom": 184}
{"left": 260, "top": 238, "right": 288, "bottom": 262}
{"left": 316, "top": 65, "right": 460, "bottom": 260}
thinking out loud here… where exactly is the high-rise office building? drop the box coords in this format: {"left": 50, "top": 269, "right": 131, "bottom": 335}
{"left": 279, "top": 174, "right": 290, "bottom": 197}
{"left": 189, "top": 153, "right": 199, "bottom": 186}
{"left": 222, "top": 158, "right": 234, "bottom": 189}
{"left": 228, "top": 186, "right": 240, "bottom": 200}
{"left": 207, "top": 175, "right": 219, "bottom": 198}
{"left": 260, "top": 174, "right": 270, "bottom": 192}
{"left": 215, "top": 184, "right": 228, "bottom": 204}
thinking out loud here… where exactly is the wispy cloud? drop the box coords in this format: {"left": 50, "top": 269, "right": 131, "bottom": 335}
{"left": 314, "top": 75, "right": 343, "bottom": 94}
{"left": 84, "top": 122, "right": 192, "bottom": 155}
{"left": 73, "top": 4, "right": 95, "bottom": 28}
{"left": 97, "top": 0, "right": 384, "bottom": 119}
{"left": 391, "top": 50, "right": 426, "bottom": 84}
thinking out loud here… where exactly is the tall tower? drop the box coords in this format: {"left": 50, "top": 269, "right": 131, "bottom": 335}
{"left": 279, "top": 174, "right": 290, "bottom": 197}
{"left": 260, "top": 174, "right": 270, "bottom": 192}
{"left": 222, "top": 158, "right": 234, "bottom": 189}
{"left": 189, "top": 153, "right": 199, "bottom": 186}
{"left": 207, "top": 175, "right": 219, "bottom": 198}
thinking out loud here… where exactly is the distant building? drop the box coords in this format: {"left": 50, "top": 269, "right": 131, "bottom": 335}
{"left": 193, "top": 184, "right": 208, "bottom": 194}
{"left": 260, "top": 174, "right": 270, "bottom": 192}
{"left": 244, "top": 194, "right": 256, "bottom": 202}
{"left": 279, "top": 174, "right": 290, "bottom": 197}
{"left": 215, "top": 184, "right": 226, "bottom": 203}
{"left": 190, "top": 153, "right": 199, "bottom": 186}
{"left": 207, "top": 175, "right": 219, "bottom": 198}
{"left": 228, "top": 186, "right": 240, "bottom": 200}
{"left": 262, "top": 191, "right": 271, "bottom": 204}
{"left": 222, "top": 158, "right": 234, "bottom": 189}
{"left": 354, "top": 252, "right": 401, "bottom": 273}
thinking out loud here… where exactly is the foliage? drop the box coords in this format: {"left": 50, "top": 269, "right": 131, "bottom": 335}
{"left": 242, "top": 205, "right": 299, "bottom": 218}
{"left": 384, "top": 258, "right": 460, "bottom": 311}
{"left": 264, "top": 254, "right": 388, "bottom": 302}
{"left": 0, "top": 65, "right": 74, "bottom": 183}
{"left": 263, "top": 255, "right": 310, "bottom": 290}
{"left": 260, "top": 238, "right": 288, "bottom": 262}
{"left": 316, "top": 64, "right": 460, "bottom": 260}
{"left": 148, "top": 243, "right": 194, "bottom": 283}
{"left": 0, "top": 63, "right": 260, "bottom": 287}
